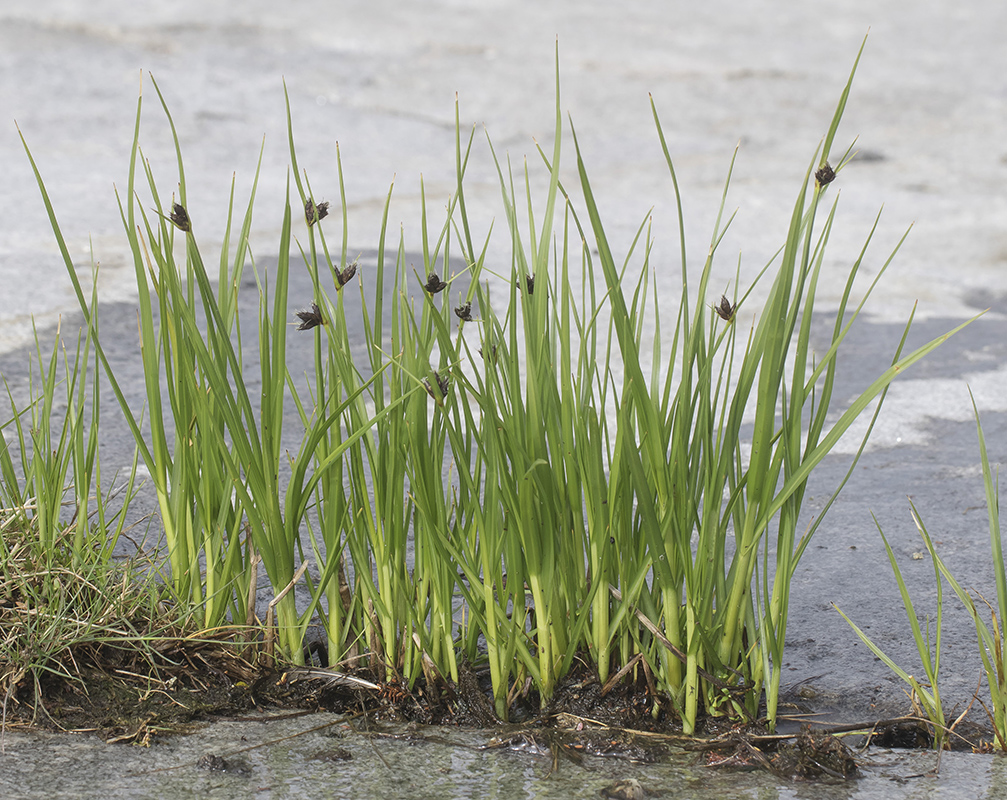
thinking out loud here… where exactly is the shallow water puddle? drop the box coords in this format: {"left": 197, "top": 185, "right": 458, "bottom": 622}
{"left": 2, "top": 713, "right": 1002, "bottom": 800}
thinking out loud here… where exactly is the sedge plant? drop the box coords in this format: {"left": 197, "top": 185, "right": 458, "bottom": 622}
{"left": 842, "top": 392, "right": 1007, "bottom": 750}
{"left": 833, "top": 511, "right": 950, "bottom": 748}
{"left": 487, "top": 40, "right": 976, "bottom": 732}
{"left": 309, "top": 41, "right": 976, "bottom": 728}
{"left": 956, "top": 395, "right": 1007, "bottom": 751}
{"left": 20, "top": 76, "right": 412, "bottom": 664}
{"left": 14, "top": 42, "right": 980, "bottom": 732}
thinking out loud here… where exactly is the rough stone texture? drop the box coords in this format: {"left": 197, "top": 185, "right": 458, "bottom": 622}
{"left": 2, "top": 1, "right": 1007, "bottom": 725}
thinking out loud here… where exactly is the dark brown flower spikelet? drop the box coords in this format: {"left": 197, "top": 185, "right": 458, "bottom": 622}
{"left": 337, "top": 261, "right": 357, "bottom": 288}
{"left": 478, "top": 343, "right": 498, "bottom": 362}
{"left": 423, "top": 370, "right": 451, "bottom": 401}
{"left": 169, "top": 203, "right": 191, "bottom": 232}
{"left": 524, "top": 274, "right": 535, "bottom": 295}
{"left": 305, "top": 199, "right": 330, "bottom": 227}
{"left": 454, "top": 302, "right": 472, "bottom": 322}
{"left": 713, "top": 295, "right": 737, "bottom": 322}
{"left": 296, "top": 302, "right": 325, "bottom": 331}
{"left": 424, "top": 272, "right": 448, "bottom": 294}
{"left": 815, "top": 163, "right": 836, "bottom": 187}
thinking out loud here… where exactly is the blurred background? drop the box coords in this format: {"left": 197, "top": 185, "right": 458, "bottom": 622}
{"left": 4, "top": 1, "right": 1005, "bottom": 351}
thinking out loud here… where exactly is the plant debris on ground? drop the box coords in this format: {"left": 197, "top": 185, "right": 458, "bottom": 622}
{"left": 1, "top": 606, "right": 990, "bottom": 786}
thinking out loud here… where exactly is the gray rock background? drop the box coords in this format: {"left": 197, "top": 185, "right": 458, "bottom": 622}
{"left": 3, "top": 1, "right": 1007, "bottom": 721}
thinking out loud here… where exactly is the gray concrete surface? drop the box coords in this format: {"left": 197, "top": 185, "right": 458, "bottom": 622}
{"left": 3, "top": 2, "right": 1007, "bottom": 794}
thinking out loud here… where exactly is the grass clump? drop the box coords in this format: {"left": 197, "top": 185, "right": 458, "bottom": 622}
{"left": 13, "top": 41, "right": 977, "bottom": 734}
{"left": 0, "top": 309, "right": 168, "bottom": 722}
{"left": 839, "top": 392, "right": 1007, "bottom": 750}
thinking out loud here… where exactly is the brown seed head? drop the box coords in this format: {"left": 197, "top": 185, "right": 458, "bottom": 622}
{"left": 423, "top": 370, "right": 451, "bottom": 402}
{"left": 436, "top": 371, "right": 450, "bottom": 398}
{"left": 169, "top": 203, "right": 191, "bottom": 232}
{"left": 295, "top": 302, "right": 325, "bottom": 331}
{"left": 424, "top": 273, "right": 448, "bottom": 294}
{"left": 815, "top": 163, "right": 836, "bottom": 187}
{"left": 478, "top": 343, "right": 497, "bottom": 361}
{"left": 454, "top": 302, "right": 472, "bottom": 322}
{"left": 337, "top": 261, "right": 357, "bottom": 288}
{"left": 305, "top": 199, "right": 330, "bottom": 227}
{"left": 713, "top": 294, "right": 737, "bottom": 323}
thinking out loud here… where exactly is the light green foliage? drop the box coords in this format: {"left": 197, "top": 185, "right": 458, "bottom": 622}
{"left": 845, "top": 395, "right": 1007, "bottom": 750}
{"left": 15, "top": 42, "right": 975, "bottom": 731}
{"left": 0, "top": 255, "right": 147, "bottom": 701}
{"left": 834, "top": 513, "right": 949, "bottom": 748}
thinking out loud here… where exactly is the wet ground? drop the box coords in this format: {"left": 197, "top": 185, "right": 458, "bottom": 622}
{"left": 3, "top": 0, "right": 1007, "bottom": 797}
{"left": 2, "top": 713, "right": 1002, "bottom": 800}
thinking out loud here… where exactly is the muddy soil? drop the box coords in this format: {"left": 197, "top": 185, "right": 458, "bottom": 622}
{"left": 4, "top": 635, "right": 985, "bottom": 789}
